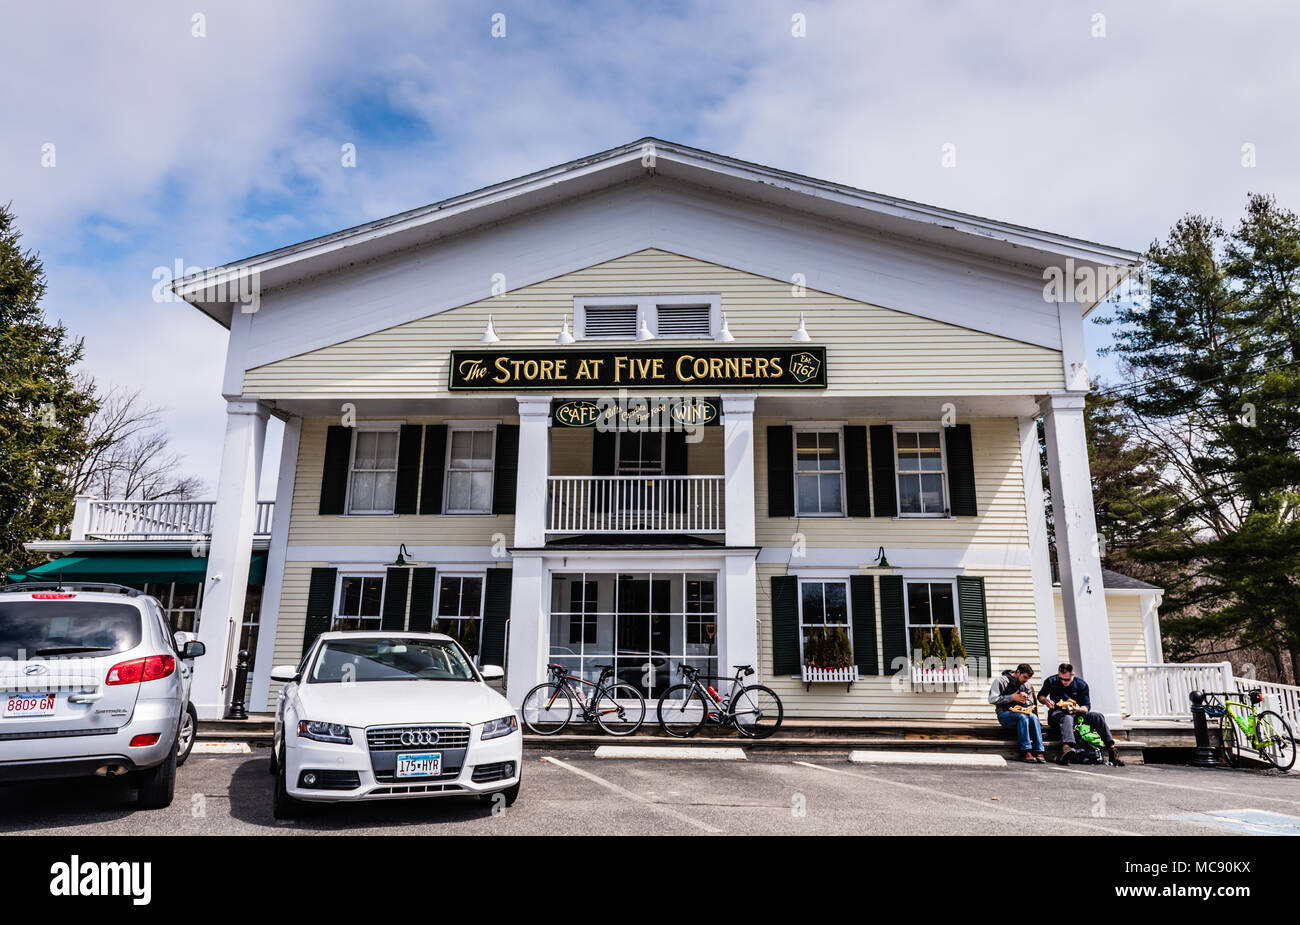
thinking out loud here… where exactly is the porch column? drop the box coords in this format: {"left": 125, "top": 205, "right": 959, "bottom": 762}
{"left": 192, "top": 398, "right": 268, "bottom": 720}
{"left": 1040, "top": 392, "right": 1120, "bottom": 720}
{"left": 250, "top": 413, "right": 300, "bottom": 713}
{"left": 514, "top": 396, "right": 551, "bottom": 548}
{"left": 722, "top": 394, "right": 756, "bottom": 547}
{"left": 1019, "top": 415, "right": 1059, "bottom": 674}
{"left": 505, "top": 554, "right": 546, "bottom": 707}
{"left": 721, "top": 554, "right": 760, "bottom": 682}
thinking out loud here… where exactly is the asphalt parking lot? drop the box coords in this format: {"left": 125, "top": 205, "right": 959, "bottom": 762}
{"left": 2, "top": 748, "right": 1298, "bottom": 836}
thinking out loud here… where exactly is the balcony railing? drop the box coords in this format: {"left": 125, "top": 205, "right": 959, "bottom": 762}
{"left": 546, "top": 475, "right": 725, "bottom": 534}
{"left": 79, "top": 499, "right": 275, "bottom": 540}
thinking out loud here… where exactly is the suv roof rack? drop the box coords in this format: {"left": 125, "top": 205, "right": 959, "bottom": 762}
{"left": 0, "top": 581, "right": 144, "bottom": 597}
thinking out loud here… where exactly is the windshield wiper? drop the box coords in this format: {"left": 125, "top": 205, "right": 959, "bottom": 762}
{"left": 33, "top": 645, "right": 114, "bottom": 656}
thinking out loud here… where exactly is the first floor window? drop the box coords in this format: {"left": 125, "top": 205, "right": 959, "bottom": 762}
{"left": 798, "top": 580, "right": 853, "bottom": 665}
{"left": 905, "top": 580, "right": 957, "bottom": 652}
{"left": 567, "top": 579, "right": 599, "bottom": 646}
{"left": 445, "top": 426, "right": 495, "bottom": 513}
{"left": 435, "top": 575, "right": 485, "bottom": 657}
{"left": 795, "top": 430, "right": 843, "bottom": 515}
{"left": 896, "top": 429, "right": 947, "bottom": 516}
{"left": 349, "top": 427, "right": 400, "bottom": 514}
{"left": 334, "top": 574, "right": 384, "bottom": 630}
{"left": 142, "top": 581, "right": 204, "bottom": 634}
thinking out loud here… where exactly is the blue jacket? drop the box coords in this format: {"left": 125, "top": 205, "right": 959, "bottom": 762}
{"left": 1039, "top": 674, "right": 1091, "bottom": 710}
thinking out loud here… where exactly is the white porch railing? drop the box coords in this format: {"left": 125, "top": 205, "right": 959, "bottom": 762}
{"left": 79, "top": 499, "right": 274, "bottom": 540}
{"left": 1117, "top": 662, "right": 1300, "bottom": 727}
{"left": 1237, "top": 678, "right": 1300, "bottom": 730}
{"left": 546, "top": 475, "right": 725, "bottom": 534}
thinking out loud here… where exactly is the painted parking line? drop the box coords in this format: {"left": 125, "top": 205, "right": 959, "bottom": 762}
{"left": 849, "top": 750, "right": 1005, "bottom": 768}
{"left": 1057, "top": 766, "right": 1300, "bottom": 808}
{"left": 594, "top": 746, "right": 746, "bottom": 760}
{"left": 540, "top": 756, "right": 722, "bottom": 832}
{"left": 192, "top": 742, "right": 252, "bottom": 755}
{"left": 1163, "top": 808, "right": 1300, "bottom": 836}
{"left": 794, "top": 761, "right": 1142, "bottom": 836}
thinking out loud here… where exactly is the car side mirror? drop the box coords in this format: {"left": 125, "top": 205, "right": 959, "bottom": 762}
{"left": 270, "top": 665, "right": 299, "bottom": 683}
{"left": 182, "top": 641, "right": 206, "bottom": 659}
{"left": 480, "top": 664, "right": 505, "bottom": 681}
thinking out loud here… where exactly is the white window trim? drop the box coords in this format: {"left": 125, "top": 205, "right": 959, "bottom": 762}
{"left": 791, "top": 422, "right": 847, "bottom": 518}
{"left": 902, "top": 577, "right": 960, "bottom": 656}
{"left": 795, "top": 577, "right": 854, "bottom": 669}
{"left": 574, "top": 294, "right": 722, "bottom": 340}
{"left": 345, "top": 421, "right": 404, "bottom": 516}
{"left": 434, "top": 571, "right": 488, "bottom": 657}
{"left": 443, "top": 422, "right": 497, "bottom": 515}
{"left": 332, "top": 569, "right": 387, "bottom": 631}
{"left": 889, "top": 421, "right": 952, "bottom": 520}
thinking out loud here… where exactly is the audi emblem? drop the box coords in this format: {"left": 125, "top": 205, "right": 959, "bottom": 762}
{"left": 399, "top": 730, "right": 440, "bottom": 746}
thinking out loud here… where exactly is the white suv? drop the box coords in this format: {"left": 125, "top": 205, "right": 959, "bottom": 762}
{"left": 0, "top": 582, "right": 205, "bottom": 808}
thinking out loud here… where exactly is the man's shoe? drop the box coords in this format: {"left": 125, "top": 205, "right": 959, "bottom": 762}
{"left": 1020, "top": 752, "right": 1037, "bottom": 763}
{"left": 1057, "top": 744, "right": 1074, "bottom": 765}
{"left": 1107, "top": 746, "right": 1126, "bottom": 767}
{"left": 1033, "top": 753, "right": 1047, "bottom": 763}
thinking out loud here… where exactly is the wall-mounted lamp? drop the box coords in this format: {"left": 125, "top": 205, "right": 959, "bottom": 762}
{"left": 480, "top": 315, "right": 501, "bottom": 344}
{"left": 716, "top": 312, "right": 735, "bottom": 342}
{"left": 791, "top": 311, "right": 812, "bottom": 343}
{"left": 556, "top": 314, "right": 576, "bottom": 345}
{"left": 874, "top": 546, "right": 891, "bottom": 569}
{"left": 389, "top": 543, "right": 412, "bottom": 567}
{"left": 635, "top": 310, "right": 655, "bottom": 341}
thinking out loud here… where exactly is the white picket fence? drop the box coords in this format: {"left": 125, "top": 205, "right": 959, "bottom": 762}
{"left": 1117, "top": 662, "right": 1300, "bottom": 727}
{"left": 802, "top": 666, "right": 861, "bottom": 684}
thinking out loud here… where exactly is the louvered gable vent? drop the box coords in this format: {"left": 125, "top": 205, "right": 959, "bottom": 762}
{"left": 583, "top": 304, "right": 638, "bottom": 338}
{"left": 655, "top": 304, "right": 712, "bottom": 337}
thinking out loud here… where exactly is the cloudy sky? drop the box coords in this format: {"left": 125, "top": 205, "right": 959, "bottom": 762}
{"left": 3, "top": 0, "right": 1298, "bottom": 494}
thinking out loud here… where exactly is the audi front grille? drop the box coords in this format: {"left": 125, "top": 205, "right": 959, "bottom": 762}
{"left": 365, "top": 725, "right": 472, "bottom": 750}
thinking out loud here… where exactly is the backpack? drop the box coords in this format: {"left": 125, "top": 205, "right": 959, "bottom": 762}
{"left": 1068, "top": 717, "right": 1107, "bottom": 764}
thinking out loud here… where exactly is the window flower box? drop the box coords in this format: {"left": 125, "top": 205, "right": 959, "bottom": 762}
{"left": 802, "top": 665, "right": 860, "bottom": 691}
{"left": 910, "top": 663, "right": 970, "bottom": 688}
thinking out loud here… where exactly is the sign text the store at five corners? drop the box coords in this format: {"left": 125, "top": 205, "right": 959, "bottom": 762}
{"left": 448, "top": 345, "right": 828, "bottom": 390}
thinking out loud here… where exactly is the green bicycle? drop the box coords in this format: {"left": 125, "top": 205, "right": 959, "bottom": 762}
{"left": 1205, "top": 689, "right": 1295, "bottom": 771}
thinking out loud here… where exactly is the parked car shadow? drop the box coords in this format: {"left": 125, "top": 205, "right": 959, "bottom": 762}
{"left": 229, "top": 756, "right": 504, "bottom": 831}
{"left": 0, "top": 775, "right": 139, "bottom": 831}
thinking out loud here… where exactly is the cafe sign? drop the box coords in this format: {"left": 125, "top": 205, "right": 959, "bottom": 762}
{"left": 448, "top": 346, "right": 826, "bottom": 391}
{"left": 551, "top": 398, "right": 721, "bottom": 429}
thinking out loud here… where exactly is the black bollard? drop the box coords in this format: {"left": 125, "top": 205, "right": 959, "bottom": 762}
{"left": 225, "top": 649, "right": 250, "bottom": 720}
{"left": 1188, "top": 690, "right": 1217, "bottom": 767}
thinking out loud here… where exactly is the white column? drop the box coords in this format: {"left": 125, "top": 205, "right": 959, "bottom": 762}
{"left": 192, "top": 398, "right": 268, "bottom": 720}
{"left": 1141, "top": 591, "right": 1165, "bottom": 664}
{"left": 722, "top": 393, "right": 756, "bottom": 547}
{"left": 1041, "top": 392, "right": 1120, "bottom": 721}
{"left": 69, "top": 496, "right": 94, "bottom": 541}
{"left": 720, "top": 554, "right": 760, "bottom": 682}
{"left": 1019, "top": 415, "right": 1059, "bottom": 674}
{"left": 505, "top": 554, "right": 546, "bottom": 707}
{"left": 514, "top": 396, "right": 551, "bottom": 548}
{"left": 250, "top": 414, "right": 300, "bottom": 713}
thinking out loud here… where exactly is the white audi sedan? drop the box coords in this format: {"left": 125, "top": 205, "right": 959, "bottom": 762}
{"left": 269, "top": 631, "right": 521, "bottom": 819}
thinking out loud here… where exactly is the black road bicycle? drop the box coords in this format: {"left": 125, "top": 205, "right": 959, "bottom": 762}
{"left": 520, "top": 664, "right": 647, "bottom": 736}
{"left": 656, "top": 664, "right": 783, "bottom": 738}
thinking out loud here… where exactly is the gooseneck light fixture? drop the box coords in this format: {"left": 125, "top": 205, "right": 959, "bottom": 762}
{"left": 480, "top": 315, "right": 501, "bottom": 344}
{"left": 791, "top": 311, "right": 812, "bottom": 342}
{"left": 556, "top": 314, "right": 576, "bottom": 345}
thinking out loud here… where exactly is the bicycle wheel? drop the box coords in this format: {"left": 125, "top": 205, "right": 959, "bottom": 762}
{"left": 657, "top": 684, "right": 708, "bottom": 738}
{"left": 731, "top": 684, "right": 783, "bottom": 739}
{"left": 1256, "top": 710, "right": 1296, "bottom": 771}
{"left": 1220, "top": 712, "right": 1240, "bottom": 768}
{"left": 593, "top": 683, "right": 647, "bottom": 736}
{"left": 520, "top": 682, "right": 574, "bottom": 735}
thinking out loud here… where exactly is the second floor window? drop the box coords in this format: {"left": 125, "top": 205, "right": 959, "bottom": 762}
{"left": 445, "top": 426, "right": 496, "bottom": 514}
{"left": 348, "top": 428, "right": 400, "bottom": 514}
{"left": 895, "top": 429, "right": 947, "bottom": 516}
{"left": 795, "top": 430, "right": 843, "bottom": 515}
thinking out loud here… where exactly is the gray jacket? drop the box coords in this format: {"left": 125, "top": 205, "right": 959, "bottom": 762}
{"left": 988, "top": 670, "right": 1034, "bottom": 715}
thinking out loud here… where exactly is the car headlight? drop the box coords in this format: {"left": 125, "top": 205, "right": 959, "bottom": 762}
{"left": 297, "top": 720, "right": 352, "bottom": 744}
{"left": 480, "top": 715, "right": 518, "bottom": 740}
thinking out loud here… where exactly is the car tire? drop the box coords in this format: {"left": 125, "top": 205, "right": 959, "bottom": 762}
{"left": 136, "top": 735, "right": 178, "bottom": 809}
{"left": 176, "top": 703, "right": 198, "bottom": 767}
{"left": 268, "top": 740, "right": 279, "bottom": 776}
{"left": 272, "top": 747, "right": 308, "bottom": 820}
{"left": 479, "top": 782, "right": 520, "bottom": 808}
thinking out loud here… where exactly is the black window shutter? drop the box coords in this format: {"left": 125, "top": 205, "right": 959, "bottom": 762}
{"left": 869, "top": 425, "right": 897, "bottom": 518}
{"left": 879, "top": 575, "right": 906, "bottom": 676}
{"left": 849, "top": 575, "right": 878, "bottom": 675}
{"left": 419, "top": 425, "right": 448, "bottom": 515}
{"left": 665, "top": 430, "right": 688, "bottom": 475}
{"left": 492, "top": 424, "right": 519, "bottom": 514}
{"left": 592, "top": 429, "right": 616, "bottom": 475}
{"left": 407, "top": 567, "right": 437, "bottom": 633}
{"left": 394, "top": 425, "right": 423, "bottom": 515}
{"left": 481, "top": 568, "right": 512, "bottom": 666}
{"left": 302, "top": 567, "right": 338, "bottom": 656}
{"left": 957, "top": 576, "right": 990, "bottom": 666}
{"left": 770, "top": 575, "right": 800, "bottom": 675}
{"left": 946, "top": 423, "right": 978, "bottom": 516}
{"left": 381, "top": 567, "right": 410, "bottom": 631}
{"left": 843, "top": 425, "right": 870, "bottom": 517}
{"left": 766, "top": 426, "right": 794, "bottom": 517}
{"left": 319, "top": 427, "right": 353, "bottom": 515}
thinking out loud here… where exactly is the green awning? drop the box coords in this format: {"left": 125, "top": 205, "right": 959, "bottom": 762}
{"left": 7, "top": 551, "right": 267, "bottom": 586}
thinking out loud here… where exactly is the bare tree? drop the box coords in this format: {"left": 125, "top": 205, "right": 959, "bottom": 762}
{"left": 67, "top": 382, "right": 205, "bottom": 500}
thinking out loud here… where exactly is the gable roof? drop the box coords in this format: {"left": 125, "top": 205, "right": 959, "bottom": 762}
{"left": 174, "top": 137, "right": 1140, "bottom": 328}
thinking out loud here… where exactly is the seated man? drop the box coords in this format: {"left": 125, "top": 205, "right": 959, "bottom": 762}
{"left": 990, "top": 663, "right": 1044, "bottom": 763}
{"left": 1038, "top": 663, "right": 1124, "bottom": 766}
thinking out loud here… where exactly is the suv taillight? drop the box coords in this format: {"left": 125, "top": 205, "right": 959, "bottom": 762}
{"left": 32, "top": 592, "right": 76, "bottom": 599}
{"left": 106, "top": 655, "right": 176, "bottom": 685}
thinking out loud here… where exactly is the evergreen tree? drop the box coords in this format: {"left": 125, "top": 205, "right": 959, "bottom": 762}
{"left": 0, "top": 204, "right": 98, "bottom": 577}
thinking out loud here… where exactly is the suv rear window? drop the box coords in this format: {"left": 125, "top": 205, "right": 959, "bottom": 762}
{"left": 0, "top": 601, "right": 143, "bottom": 659}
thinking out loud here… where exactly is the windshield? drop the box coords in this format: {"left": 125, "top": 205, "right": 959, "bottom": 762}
{"left": 0, "top": 600, "right": 143, "bottom": 659}
{"left": 308, "top": 638, "right": 477, "bottom": 683}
